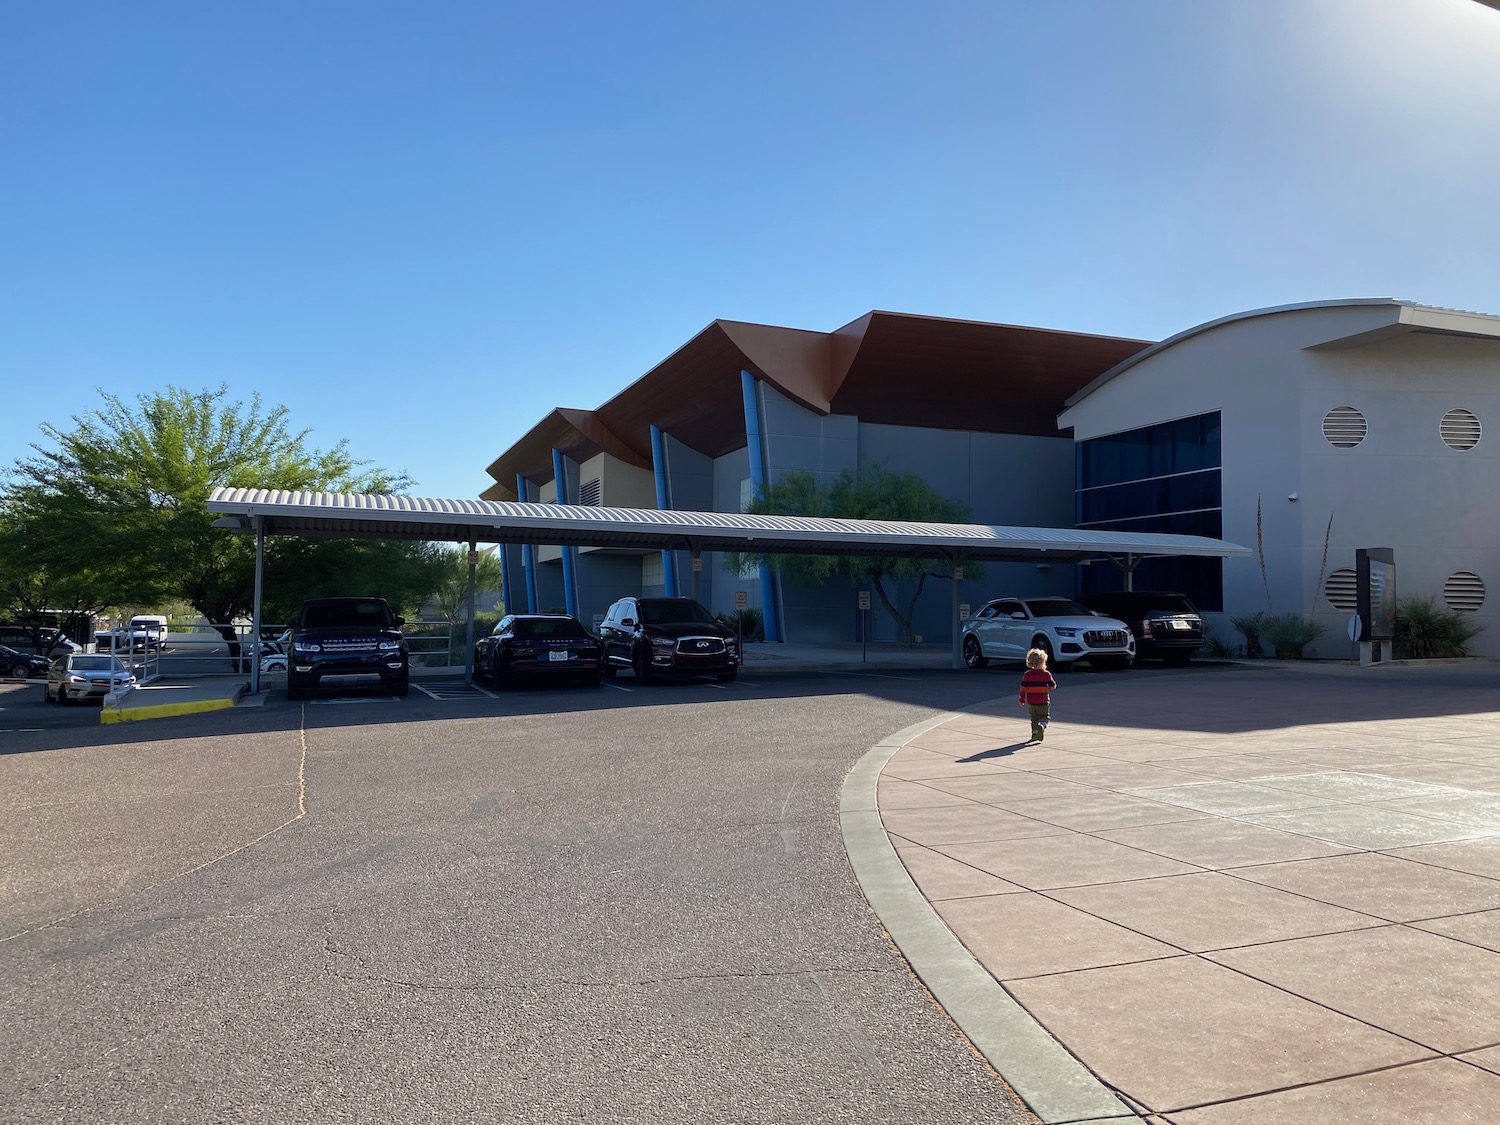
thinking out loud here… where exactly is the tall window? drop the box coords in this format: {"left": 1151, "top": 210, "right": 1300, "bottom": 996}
{"left": 1076, "top": 412, "right": 1223, "bottom": 610}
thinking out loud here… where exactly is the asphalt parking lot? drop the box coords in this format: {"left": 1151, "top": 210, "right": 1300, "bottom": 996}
{"left": 9, "top": 659, "right": 1493, "bottom": 1124}
{"left": 4, "top": 663, "right": 1096, "bottom": 1125}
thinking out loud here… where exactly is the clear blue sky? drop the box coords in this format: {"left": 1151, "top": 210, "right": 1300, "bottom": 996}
{"left": 4, "top": 0, "right": 1497, "bottom": 501}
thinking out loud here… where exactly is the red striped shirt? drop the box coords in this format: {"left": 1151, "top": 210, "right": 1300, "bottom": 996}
{"left": 1019, "top": 668, "right": 1056, "bottom": 705}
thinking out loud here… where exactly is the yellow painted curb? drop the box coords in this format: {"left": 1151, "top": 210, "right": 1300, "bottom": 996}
{"left": 101, "top": 698, "right": 237, "bottom": 724}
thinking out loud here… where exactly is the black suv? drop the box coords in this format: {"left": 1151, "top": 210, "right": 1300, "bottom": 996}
{"left": 1080, "top": 591, "right": 1204, "bottom": 666}
{"left": 285, "top": 597, "right": 409, "bottom": 700}
{"left": 599, "top": 597, "right": 740, "bottom": 683}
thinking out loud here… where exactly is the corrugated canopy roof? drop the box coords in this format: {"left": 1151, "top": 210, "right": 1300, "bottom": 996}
{"left": 207, "top": 488, "right": 1248, "bottom": 565}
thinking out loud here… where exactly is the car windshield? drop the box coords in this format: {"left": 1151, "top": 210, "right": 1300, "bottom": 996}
{"left": 1023, "top": 598, "right": 1096, "bottom": 618}
{"left": 302, "top": 601, "right": 394, "bottom": 629}
{"left": 71, "top": 656, "right": 126, "bottom": 673}
{"left": 513, "top": 619, "right": 587, "bottom": 640}
{"left": 639, "top": 599, "right": 716, "bottom": 626}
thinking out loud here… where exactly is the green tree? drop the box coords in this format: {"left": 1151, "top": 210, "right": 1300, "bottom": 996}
{"left": 430, "top": 545, "right": 505, "bottom": 623}
{"left": 724, "top": 464, "right": 981, "bottom": 643}
{"left": 2, "top": 385, "right": 445, "bottom": 665}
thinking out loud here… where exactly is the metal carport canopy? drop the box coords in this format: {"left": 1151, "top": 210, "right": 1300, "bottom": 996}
{"left": 206, "top": 488, "right": 1249, "bottom": 565}
{"left": 207, "top": 487, "right": 1248, "bottom": 683}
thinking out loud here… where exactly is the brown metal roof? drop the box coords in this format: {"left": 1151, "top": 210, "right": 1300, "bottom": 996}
{"left": 483, "top": 311, "right": 1152, "bottom": 499}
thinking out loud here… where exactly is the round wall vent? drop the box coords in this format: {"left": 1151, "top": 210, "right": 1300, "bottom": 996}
{"left": 1322, "top": 407, "right": 1367, "bottom": 448}
{"left": 1324, "top": 567, "right": 1358, "bottom": 611}
{"left": 1440, "top": 408, "right": 1482, "bottom": 451}
{"left": 1444, "top": 571, "right": 1486, "bottom": 613}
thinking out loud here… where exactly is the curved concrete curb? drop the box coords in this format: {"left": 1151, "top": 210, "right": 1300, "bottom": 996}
{"left": 840, "top": 704, "right": 1141, "bottom": 1125}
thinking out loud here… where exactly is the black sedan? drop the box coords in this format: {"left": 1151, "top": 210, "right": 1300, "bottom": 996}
{"left": 0, "top": 644, "right": 50, "bottom": 679}
{"left": 474, "top": 614, "right": 603, "bottom": 689}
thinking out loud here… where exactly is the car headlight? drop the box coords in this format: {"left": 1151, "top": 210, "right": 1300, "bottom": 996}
{"left": 1053, "top": 628, "right": 1079, "bottom": 638}
{"left": 650, "top": 636, "right": 676, "bottom": 647}
{"left": 295, "top": 642, "right": 321, "bottom": 653}
{"left": 377, "top": 640, "right": 400, "bottom": 651}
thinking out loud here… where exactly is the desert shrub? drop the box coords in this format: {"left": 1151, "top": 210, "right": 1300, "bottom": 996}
{"left": 1200, "top": 627, "right": 1237, "bottom": 660}
{"left": 722, "top": 607, "right": 765, "bottom": 642}
{"left": 1394, "top": 596, "right": 1483, "bottom": 659}
{"left": 1260, "top": 613, "right": 1326, "bottom": 659}
{"left": 1229, "top": 610, "right": 1270, "bottom": 658}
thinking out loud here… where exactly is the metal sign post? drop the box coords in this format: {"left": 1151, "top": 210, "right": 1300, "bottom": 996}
{"left": 858, "top": 589, "right": 871, "bottom": 662}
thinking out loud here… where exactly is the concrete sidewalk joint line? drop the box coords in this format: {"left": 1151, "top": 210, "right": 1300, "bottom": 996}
{"left": 841, "top": 702, "right": 1141, "bottom": 1125}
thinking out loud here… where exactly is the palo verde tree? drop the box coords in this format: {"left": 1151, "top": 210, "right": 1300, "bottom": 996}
{"left": 723, "top": 464, "right": 982, "bottom": 643}
{"left": 2, "top": 385, "right": 446, "bottom": 660}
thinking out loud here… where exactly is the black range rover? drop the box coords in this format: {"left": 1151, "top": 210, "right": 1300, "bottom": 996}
{"left": 285, "top": 597, "right": 409, "bottom": 699}
{"left": 599, "top": 596, "right": 740, "bottom": 683}
{"left": 1080, "top": 591, "right": 1204, "bottom": 666}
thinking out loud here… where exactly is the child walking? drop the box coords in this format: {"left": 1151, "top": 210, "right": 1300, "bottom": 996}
{"left": 1018, "top": 648, "right": 1057, "bottom": 742}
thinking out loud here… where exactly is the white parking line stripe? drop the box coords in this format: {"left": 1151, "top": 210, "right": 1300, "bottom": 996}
{"left": 603, "top": 681, "right": 633, "bottom": 692}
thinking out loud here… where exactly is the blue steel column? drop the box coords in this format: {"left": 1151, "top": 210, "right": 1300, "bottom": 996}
{"left": 499, "top": 539, "right": 516, "bottom": 618}
{"left": 551, "top": 449, "right": 579, "bottom": 617}
{"left": 516, "top": 474, "right": 538, "bottom": 613}
{"left": 740, "top": 370, "right": 780, "bottom": 643}
{"left": 650, "top": 424, "right": 678, "bottom": 596}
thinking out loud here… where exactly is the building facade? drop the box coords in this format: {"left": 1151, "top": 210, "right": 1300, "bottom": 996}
{"left": 1059, "top": 299, "right": 1500, "bottom": 658}
{"left": 485, "top": 299, "right": 1498, "bottom": 659}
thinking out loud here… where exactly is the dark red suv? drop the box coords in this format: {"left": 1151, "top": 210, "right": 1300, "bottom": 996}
{"left": 598, "top": 597, "right": 740, "bottom": 683}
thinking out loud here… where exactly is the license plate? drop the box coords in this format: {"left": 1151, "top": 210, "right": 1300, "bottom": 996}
{"left": 1169, "top": 620, "right": 1189, "bottom": 630}
{"left": 549, "top": 651, "right": 569, "bottom": 662}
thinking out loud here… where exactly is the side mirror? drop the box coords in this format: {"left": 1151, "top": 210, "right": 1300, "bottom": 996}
{"left": 394, "top": 615, "right": 406, "bottom": 626}
{"left": 1010, "top": 612, "right": 1027, "bottom": 620}
{"left": 621, "top": 617, "right": 636, "bottom": 627}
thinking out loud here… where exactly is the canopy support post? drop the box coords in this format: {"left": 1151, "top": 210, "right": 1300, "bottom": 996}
{"left": 950, "top": 552, "right": 965, "bottom": 672}
{"left": 250, "top": 515, "right": 265, "bottom": 694}
{"left": 464, "top": 536, "right": 477, "bottom": 686}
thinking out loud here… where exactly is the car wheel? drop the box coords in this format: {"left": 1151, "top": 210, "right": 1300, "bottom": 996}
{"left": 601, "top": 658, "right": 617, "bottom": 679}
{"left": 633, "top": 645, "right": 655, "bottom": 684}
{"left": 392, "top": 679, "right": 410, "bottom": 698}
{"left": 962, "top": 636, "right": 988, "bottom": 670}
{"left": 57, "top": 684, "right": 70, "bottom": 705}
{"left": 10, "top": 663, "right": 30, "bottom": 679}
{"left": 1034, "top": 636, "right": 1065, "bottom": 673}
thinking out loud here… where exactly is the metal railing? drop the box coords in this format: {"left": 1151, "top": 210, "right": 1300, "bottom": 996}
{"left": 89, "top": 619, "right": 466, "bottom": 678}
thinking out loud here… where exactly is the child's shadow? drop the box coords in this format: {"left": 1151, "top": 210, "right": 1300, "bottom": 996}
{"left": 956, "top": 741, "right": 1033, "bottom": 763}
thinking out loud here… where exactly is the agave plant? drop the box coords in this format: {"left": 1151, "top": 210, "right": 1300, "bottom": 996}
{"left": 1229, "top": 610, "right": 1270, "bottom": 658}
{"left": 1395, "top": 596, "right": 1483, "bottom": 659}
{"left": 721, "top": 607, "right": 765, "bottom": 643}
{"left": 1260, "top": 613, "right": 1326, "bottom": 660}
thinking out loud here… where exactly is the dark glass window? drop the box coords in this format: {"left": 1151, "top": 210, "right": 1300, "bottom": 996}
{"left": 1075, "top": 412, "right": 1223, "bottom": 610}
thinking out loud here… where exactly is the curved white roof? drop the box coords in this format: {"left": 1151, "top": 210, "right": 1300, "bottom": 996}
{"left": 207, "top": 488, "right": 1247, "bottom": 564}
{"left": 1063, "top": 298, "right": 1500, "bottom": 410}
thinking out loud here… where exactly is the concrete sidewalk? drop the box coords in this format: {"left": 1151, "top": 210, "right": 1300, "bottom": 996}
{"left": 857, "top": 659, "right": 1500, "bottom": 1123}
